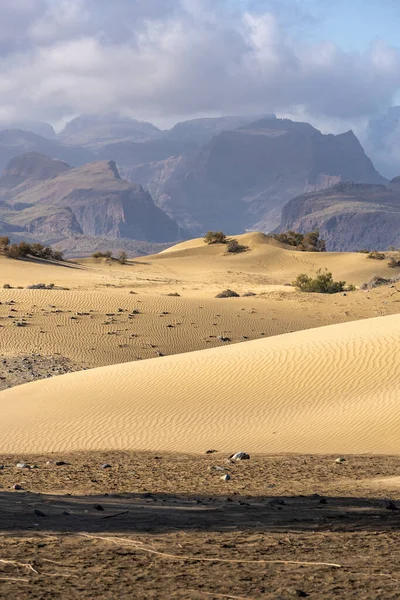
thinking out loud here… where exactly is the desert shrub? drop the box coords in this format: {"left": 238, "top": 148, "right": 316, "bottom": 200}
{"left": 215, "top": 289, "right": 240, "bottom": 298}
{"left": 226, "top": 239, "right": 248, "bottom": 253}
{"left": 166, "top": 292, "right": 180, "bottom": 297}
{"left": 273, "top": 230, "right": 326, "bottom": 252}
{"left": 92, "top": 250, "right": 113, "bottom": 259}
{"left": 357, "top": 248, "right": 370, "bottom": 253}
{"left": 294, "top": 269, "right": 346, "bottom": 294}
{"left": 388, "top": 256, "right": 400, "bottom": 268}
{"left": 0, "top": 236, "right": 10, "bottom": 251}
{"left": 242, "top": 291, "right": 256, "bottom": 297}
{"left": 117, "top": 251, "right": 128, "bottom": 265}
{"left": 204, "top": 231, "right": 227, "bottom": 245}
{"left": 360, "top": 274, "right": 400, "bottom": 290}
{"left": 273, "top": 230, "right": 304, "bottom": 247}
{"left": 5, "top": 241, "right": 63, "bottom": 261}
{"left": 367, "top": 251, "right": 385, "bottom": 260}
{"left": 26, "top": 283, "right": 55, "bottom": 289}
{"left": 3, "top": 283, "right": 12, "bottom": 289}
{"left": 6, "top": 244, "right": 23, "bottom": 259}
{"left": 299, "top": 230, "right": 326, "bottom": 252}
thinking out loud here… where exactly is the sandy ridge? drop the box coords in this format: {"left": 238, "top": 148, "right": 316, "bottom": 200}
{"left": 0, "top": 314, "right": 399, "bottom": 455}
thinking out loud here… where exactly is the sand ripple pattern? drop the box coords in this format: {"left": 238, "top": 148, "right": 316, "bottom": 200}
{"left": 0, "top": 315, "right": 399, "bottom": 454}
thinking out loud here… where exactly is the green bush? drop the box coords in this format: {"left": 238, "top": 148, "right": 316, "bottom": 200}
{"left": 5, "top": 241, "right": 63, "bottom": 261}
{"left": 226, "top": 239, "right": 248, "bottom": 253}
{"left": 273, "top": 230, "right": 326, "bottom": 252}
{"left": 92, "top": 250, "right": 113, "bottom": 259}
{"left": 294, "top": 269, "right": 346, "bottom": 294}
{"left": 204, "top": 231, "right": 227, "bottom": 244}
{"left": 0, "top": 236, "right": 10, "bottom": 251}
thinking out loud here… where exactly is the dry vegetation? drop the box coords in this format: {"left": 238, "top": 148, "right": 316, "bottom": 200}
{"left": 0, "top": 237, "right": 63, "bottom": 261}
{"left": 272, "top": 230, "right": 326, "bottom": 252}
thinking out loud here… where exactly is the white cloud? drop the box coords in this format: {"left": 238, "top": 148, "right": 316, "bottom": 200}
{"left": 0, "top": 0, "right": 399, "bottom": 126}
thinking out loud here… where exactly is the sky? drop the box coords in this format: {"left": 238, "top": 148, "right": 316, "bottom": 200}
{"left": 0, "top": 0, "right": 399, "bottom": 132}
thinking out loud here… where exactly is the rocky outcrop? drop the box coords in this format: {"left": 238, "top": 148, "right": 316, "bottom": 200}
{"left": 149, "top": 118, "right": 385, "bottom": 234}
{"left": 276, "top": 181, "right": 400, "bottom": 251}
{"left": 0, "top": 157, "right": 182, "bottom": 244}
{"left": 0, "top": 152, "right": 71, "bottom": 197}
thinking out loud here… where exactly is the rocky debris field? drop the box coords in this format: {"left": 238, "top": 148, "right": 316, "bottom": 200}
{"left": 0, "top": 354, "right": 81, "bottom": 391}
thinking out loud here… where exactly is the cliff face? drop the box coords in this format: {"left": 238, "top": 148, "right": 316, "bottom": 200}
{"left": 0, "top": 156, "right": 181, "bottom": 244}
{"left": 277, "top": 181, "right": 400, "bottom": 251}
{"left": 144, "top": 118, "right": 386, "bottom": 235}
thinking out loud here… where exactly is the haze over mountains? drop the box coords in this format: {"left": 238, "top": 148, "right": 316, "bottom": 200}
{"left": 0, "top": 152, "right": 181, "bottom": 251}
{"left": 0, "top": 112, "right": 398, "bottom": 252}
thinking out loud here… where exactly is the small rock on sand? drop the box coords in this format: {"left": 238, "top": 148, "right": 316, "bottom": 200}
{"left": 230, "top": 452, "right": 250, "bottom": 461}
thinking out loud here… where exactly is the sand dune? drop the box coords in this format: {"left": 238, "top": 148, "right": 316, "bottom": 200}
{"left": 0, "top": 314, "right": 399, "bottom": 455}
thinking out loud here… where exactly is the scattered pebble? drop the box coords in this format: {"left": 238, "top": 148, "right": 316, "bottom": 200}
{"left": 230, "top": 452, "right": 250, "bottom": 461}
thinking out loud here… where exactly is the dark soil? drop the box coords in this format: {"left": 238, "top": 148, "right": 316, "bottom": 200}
{"left": 0, "top": 452, "right": 399, "bottom": 598}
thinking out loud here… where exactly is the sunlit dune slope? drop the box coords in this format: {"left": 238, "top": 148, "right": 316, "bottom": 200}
{"left": 147, "top": 232, "right": 397, "bottom": 288}
{"left": 0, "top": 314, "right": 399, "bottom": 455}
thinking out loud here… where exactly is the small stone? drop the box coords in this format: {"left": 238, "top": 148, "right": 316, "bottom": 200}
{"left": 296, "top": 591, "right": 309, "bottom": 598}
{"left": 269, "top": 499, "right": 286, "bottom": 507}
{"left": 100, "top": 464, "right": 112, "bottom": 469}
{"left": 230, "top": 452, "right": 250, "bottom": 461}
{"left": 205, "top": 449, "right": 218, "bottom": 454}
{"left": 385, "top": 500, "right": 399, "bottom": 511}
{"left": 34, "top": 508, "right": 46, "bottom": 517}
{"left": 335, "top": 457, "right": 346, "bottom": 464}
{"left": 93, "top": 504, "right": 104, "bottom": 511}
{"left": 55, "top": 461, "right": 68, "bottom": 466}
{"left": 13, "top": 484, "right": 23, "bottom": 490}
{"left": 221, "top": 474, "right": 231, "bottom": 481}
{"left": 16, "top": 462, "right": 30, "bottom": 469}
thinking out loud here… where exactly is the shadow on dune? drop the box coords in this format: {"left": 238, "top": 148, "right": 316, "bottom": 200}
{"left": 1, "top": 490, "right": 399, "bottom": 535}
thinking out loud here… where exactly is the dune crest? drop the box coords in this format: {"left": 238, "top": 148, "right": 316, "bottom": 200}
{"left": 0, "top": 314, "right": 399, "bottom": 455}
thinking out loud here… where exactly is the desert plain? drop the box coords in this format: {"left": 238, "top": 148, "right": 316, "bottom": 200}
{"left": 0, "top": 233, "right": 400, "bottom": 599}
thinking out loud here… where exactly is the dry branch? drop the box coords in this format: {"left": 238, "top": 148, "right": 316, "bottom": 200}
{"left": 79, "top": 534, "right": 342, "bottom": 568}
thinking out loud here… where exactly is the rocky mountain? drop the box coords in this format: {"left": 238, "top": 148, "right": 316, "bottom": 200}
{"left": 0, "top": 154, "right": 181, "bottom": 245}
{"left": 0, "top": 114, "right": 388, "bottom": 247}
{"left": 59, "top": 114, "right": 161, "bottom": 148}
{"left": 161, "top": 115, "right": 273, "bottom": 145}
{"left": 95, "top": 138, "right": 195, "bottom": 170}
{"left": 0, "top": 129, "right": 94, "bottom": 174}
{"left": 0, "top": 152, "right": 71, "bottom": 198}
{"left": 144, "top": 118, "right": 385, "bottom": 235}
{"left": 1, "top": 120, "right": 56, "bottom": 139}
{"left": 276, "top": 180, "right": 400, "bottom": 251}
